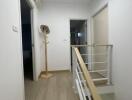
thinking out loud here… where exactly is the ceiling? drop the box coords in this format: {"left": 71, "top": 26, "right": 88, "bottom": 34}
{"left": 42, "top": 0, "right": 91, "bottom": 3}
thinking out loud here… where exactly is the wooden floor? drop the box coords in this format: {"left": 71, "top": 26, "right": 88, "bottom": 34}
{"left": 25, "top": 71, "right": 79, "bottom": 100}
{"left": 101, "top": 93, "right": 115, "bottom": 100}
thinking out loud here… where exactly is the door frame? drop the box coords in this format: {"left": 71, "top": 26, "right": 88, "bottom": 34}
{"left": 18, "top": 0, "right": 25, "bottom": 100}
{"left": 18, "top": 0, "right": 38, "bottom": 100}
{"left": 69, "top": 18, "right": 88, "bottom": 71}
{"left": 27, "top": 0, "right": 37, "bottom": 81}
{"left": 20, "top": 0, "right": 37, "bottom": 81}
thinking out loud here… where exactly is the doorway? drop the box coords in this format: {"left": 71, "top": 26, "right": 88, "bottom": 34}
{"left": 70, "top": 20, "right": 87, "bottom": 46}
{"left": 21, "top": 0, "right": 34, "bottom": 80}
{"left": 70, "top": 20, "right": 88, "bottom": 70}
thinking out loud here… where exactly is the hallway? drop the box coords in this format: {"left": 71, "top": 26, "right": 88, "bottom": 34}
{"left": 25, "top": 71, "right": 79, "bottom": 100}
{"left": 1, "top": 0, "right": 132, "bottom": 100}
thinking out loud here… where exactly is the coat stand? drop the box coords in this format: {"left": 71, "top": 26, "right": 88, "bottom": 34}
{"left": 40, "top": 25, "right": 53, "bottom": 79}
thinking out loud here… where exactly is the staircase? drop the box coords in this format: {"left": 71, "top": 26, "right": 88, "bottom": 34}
{"left": 71, "top": 45, "right": 113, "bottom": 100}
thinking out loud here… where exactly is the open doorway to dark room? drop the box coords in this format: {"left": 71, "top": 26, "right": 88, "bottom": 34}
{"left": 70, "top": 20, "right": 88, "bottom": 70}
{"left": 21, "top": 0, "right": 33, "bottom": 80}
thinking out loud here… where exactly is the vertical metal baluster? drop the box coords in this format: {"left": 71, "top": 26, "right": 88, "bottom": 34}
{"left": 72, "top": 47, "right": 78, "bottom": 93}
{"left": 107, "top": 46, "right": 111, "bottom": 85}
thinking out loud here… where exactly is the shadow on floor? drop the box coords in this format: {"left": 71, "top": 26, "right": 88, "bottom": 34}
{"left": 24, "top": 56, "right": 33, "bottom": 80}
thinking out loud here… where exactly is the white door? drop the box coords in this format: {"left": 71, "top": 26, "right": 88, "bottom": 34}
{"left": 93, "top": 6, "right": 108, "bottom": 45}
{"left": 93, "top": 6, "right": 108, "bottom": 70}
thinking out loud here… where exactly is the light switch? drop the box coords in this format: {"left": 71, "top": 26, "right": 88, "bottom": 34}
{"left": 12, "top": 26, "right": 18, "bottom": 32}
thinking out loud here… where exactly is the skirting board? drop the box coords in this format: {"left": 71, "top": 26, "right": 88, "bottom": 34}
{"left": 41, "top": 66, "right": 71, "bottom": 72}
{"left": 39, "top": 66, "right": 71, "bottom": 78}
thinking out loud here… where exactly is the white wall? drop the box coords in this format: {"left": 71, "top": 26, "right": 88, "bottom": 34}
{"left": 88, "top": 0, "right": 108, "bottom": 15}
{"left": 0, "top": 0, "right": 24, "bottom": 100}
{"left": 31, "top": 7, "right": 41, "bottom": 80}
{"left": 38, "top": 1, "right": 90, "bottom": 71}
{"left": 109, "top": 0, "right": 132, "bottom": 99}
{"left": 89, "top": 0, "right": 132, "bottom": 100}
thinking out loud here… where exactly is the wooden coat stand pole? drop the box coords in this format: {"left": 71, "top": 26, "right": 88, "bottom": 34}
{"left": 44, "top": 33, "right": 48, "bottom": 75}
{"left": 40, "top": 25, "right": 52, "bottom": 79}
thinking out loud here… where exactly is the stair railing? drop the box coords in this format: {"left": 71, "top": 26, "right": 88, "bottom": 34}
{"left": 72, "top": 44, "right": 113, "bottom": 85}
{"left": 72, "top": 47, "right": 102, "bottom": 100}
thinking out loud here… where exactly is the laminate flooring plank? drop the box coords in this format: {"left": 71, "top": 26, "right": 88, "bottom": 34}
{"left": 25, "top": 71, "right": 79, "bottom": 100}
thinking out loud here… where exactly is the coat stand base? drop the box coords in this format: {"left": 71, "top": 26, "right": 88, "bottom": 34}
{"left": 40, "top": 72, "right": 53, "bottom": 79}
